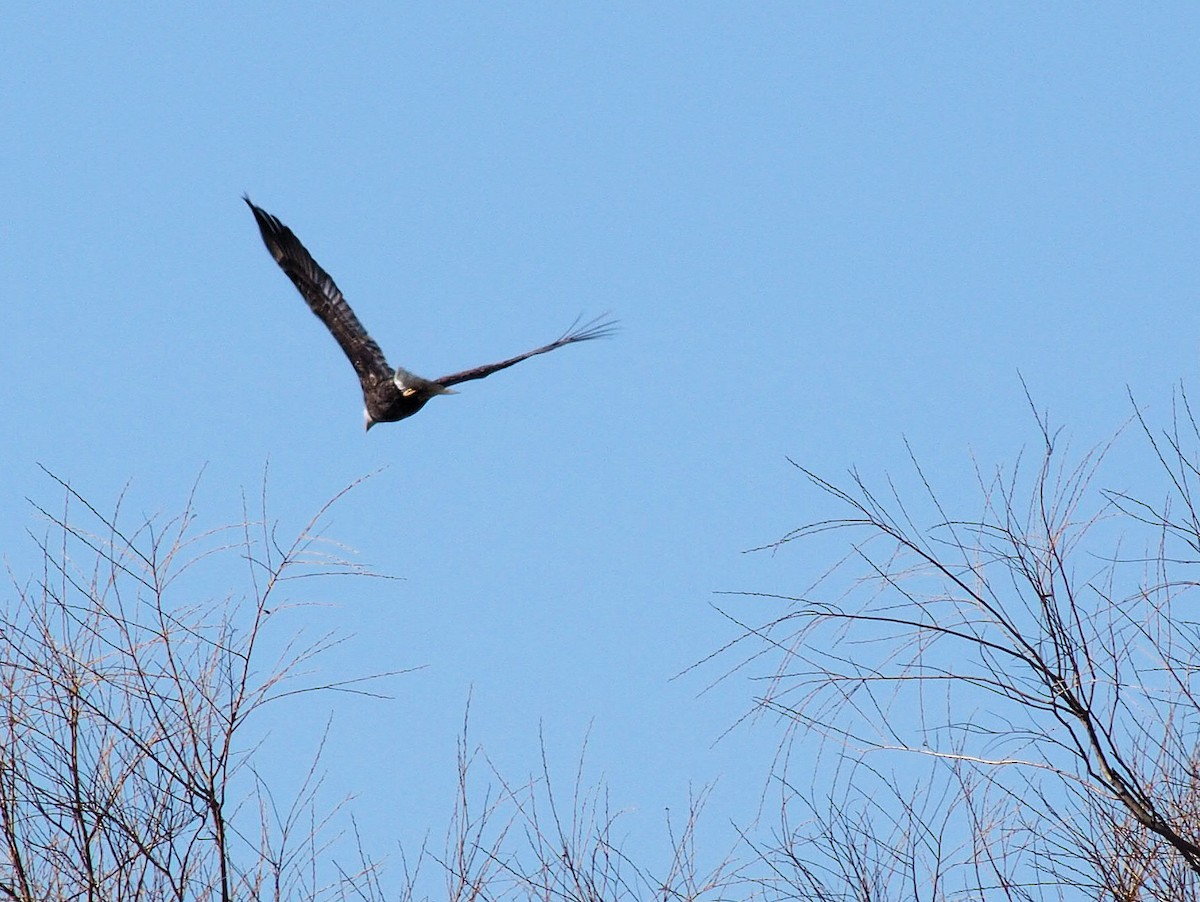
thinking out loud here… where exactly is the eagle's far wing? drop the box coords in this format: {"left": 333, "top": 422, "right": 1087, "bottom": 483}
{"left": 434, "top": 315, "right": 617, "bottom": 388}
{"left": 244, "top": 197, "right": 393, "bottom": 388}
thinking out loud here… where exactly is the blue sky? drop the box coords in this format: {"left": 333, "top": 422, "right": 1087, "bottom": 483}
{"left": 2, "top": 3, "right": 1198, "bottom": 889}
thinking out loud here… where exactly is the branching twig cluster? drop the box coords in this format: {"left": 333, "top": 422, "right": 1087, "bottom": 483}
{"left": 726, "top": 390, "right": 1200, "bottom": 900}
{"left": 0, "top": 469, "right": 387, "bottom": 901}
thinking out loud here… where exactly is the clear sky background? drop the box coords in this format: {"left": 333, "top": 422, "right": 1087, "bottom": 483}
{"left": 2, "top": 3, "right": 1198, "bottom": 891}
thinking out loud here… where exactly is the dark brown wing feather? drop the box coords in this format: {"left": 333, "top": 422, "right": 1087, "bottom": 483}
{"left": 434, "top": 315, "right": 618, "bottom": 388}
{"left": 244, "top": 197, "right": 392, "bottom": 389}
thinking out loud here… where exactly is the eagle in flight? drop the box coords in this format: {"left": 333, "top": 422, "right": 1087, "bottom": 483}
{"left": 244, "top": 197, "right": 616, "bottom": 430}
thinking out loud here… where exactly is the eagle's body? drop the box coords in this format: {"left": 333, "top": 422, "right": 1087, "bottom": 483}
{"left": 244, "top": 197, "right": 615, "bottom": 429}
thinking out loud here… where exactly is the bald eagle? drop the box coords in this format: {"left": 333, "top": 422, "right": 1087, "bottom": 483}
{"left": 244, "top": 197, "right": 615, "bottom": 430}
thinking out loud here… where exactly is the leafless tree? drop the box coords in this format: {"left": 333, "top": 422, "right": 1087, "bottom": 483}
{"left": 0, "top": 466, "right": 740, "bottom": 902}
{"left": 721, "top": 389, "right": 1200, "bottom": 900}
{"left": 420, "top": 715, "right": 741, "bottom": 902}
{"left": 36, "top": 382, "right": 1200, "bottom": 901}
{"left": 0, "top": 468, "right": 392, "bottom": 901}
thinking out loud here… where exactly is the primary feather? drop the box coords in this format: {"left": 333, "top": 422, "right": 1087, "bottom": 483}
{"left": 243, "top": 197, "right": 616, "bottom": 430}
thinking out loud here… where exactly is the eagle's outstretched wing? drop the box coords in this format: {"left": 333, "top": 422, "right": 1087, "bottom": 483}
{"left": 434, "top": 315, "right": 618, "bottom": 388}
{"left": 244, "top": 197, "right": 393, "bottom": 389}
